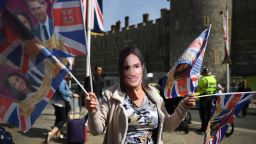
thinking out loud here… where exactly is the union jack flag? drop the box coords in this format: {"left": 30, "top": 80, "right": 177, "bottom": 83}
{"left": 0, "top": 7, "right": 69, "bottom": 131}
{"left": 163, "top": 25, "right": 211, "bottom": 99}
{"left": 81, "top": 0, "right": 104, "bottom": 33}
{"left": 52, "top": 0, "right": 87, "bottom": 57}
{"left": 204, "top": 93, "right": 254, "bottom": 144}
{"left": 91, "top": 0, "right": 104, "bottom": 33}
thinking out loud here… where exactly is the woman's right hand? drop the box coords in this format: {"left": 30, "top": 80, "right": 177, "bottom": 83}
{"left": 85, "top": 92, "right": 99, "bottom": 113}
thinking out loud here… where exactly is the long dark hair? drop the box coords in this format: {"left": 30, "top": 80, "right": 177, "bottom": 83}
{"left": 118, "top": 47, "right": 148, "bottom": 92}
{"left": 15, "top": 12, "right": 34, "bottom": 33}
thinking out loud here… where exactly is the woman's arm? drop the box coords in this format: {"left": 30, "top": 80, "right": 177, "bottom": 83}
{"left": 163, "top": 95, "right": 195, "bottom": 131}
{"left": 86, "top": 90, "right": 110, "bottom": 135}
{"left": 162, "top": 100, "right": 188, "bottom": 131}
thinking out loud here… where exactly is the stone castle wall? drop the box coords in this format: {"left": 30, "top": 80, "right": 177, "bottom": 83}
{"left": 231, "top": 0, "right": 256, "bottom": 76}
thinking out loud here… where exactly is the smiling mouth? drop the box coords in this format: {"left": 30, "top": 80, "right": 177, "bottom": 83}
{"left": 128, "top": 77, "right": 138, "bottom": 82}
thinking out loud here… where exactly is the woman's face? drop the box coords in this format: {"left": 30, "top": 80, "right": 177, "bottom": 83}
{"left": 123, "top": 54, "right": 143, "bottom": 89}
{"left": 8, "top": 75, "right": 27, "bottom": 92}
{"left": 17, "top": 14, "right": 32, "bottom": 31}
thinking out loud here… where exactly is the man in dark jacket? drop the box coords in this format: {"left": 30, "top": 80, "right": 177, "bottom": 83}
{"left": 237, "top": 79, "right": 252, "bottom": 117}
{"left": 84, "top": 66, "right": 104, "bottom": 104}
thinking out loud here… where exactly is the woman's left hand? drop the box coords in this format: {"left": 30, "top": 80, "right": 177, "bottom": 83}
{"left": 183, "top": 94, "right": 196, "bottom": 108}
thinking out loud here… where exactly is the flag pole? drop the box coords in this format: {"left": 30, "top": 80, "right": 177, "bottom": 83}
{"left": 197, "top": 91, "right": 256, "bottom": 98}
{"left": 88, "top": 0, "right": 94, "bottom": 92}
{"left": 51, "top": 56, "right": 89, "bottom": 95}
{"left": 83, "top": 0, "right": 93, "bottom": 92}
{"left": 227, "top": 63, "right": 230, "bottom": 92}
{"left": 226, "top": 9, "right": 230, "bottom": 92}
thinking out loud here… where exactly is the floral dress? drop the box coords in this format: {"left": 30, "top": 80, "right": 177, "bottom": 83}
{"left": 124, "top": 95, "right": 159, "bottom": 144}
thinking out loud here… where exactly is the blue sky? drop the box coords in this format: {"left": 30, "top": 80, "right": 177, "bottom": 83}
{"left": 104, "top": 0, "right": 170, "bottom": 31}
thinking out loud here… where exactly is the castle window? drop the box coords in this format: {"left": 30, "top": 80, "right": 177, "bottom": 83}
{"left": 166, "top": 26, "right": 170, "bottom": 32}
{"left": 115, "top": 36, "right": 118, "bottom": 44}
{"left": 160, "top": 49, "right": 166, "bottom": 56}
{"left": 141, "top": 44, "right": 146, "bottom": 52}
{"left": 111, "top": 50, "right": 115, "bottom": 56}
{"left": 175, "top": 20, "right": 179, "bottom": 31}
{"left": 104, "top": 39, "right": 108, "bottom": 45}
{"left": 203, "top": 16, "right": 210, "bottom": 26}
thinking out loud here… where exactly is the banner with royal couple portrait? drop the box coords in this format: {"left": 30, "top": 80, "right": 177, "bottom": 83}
{"left": 0, "top": 0, "right": 87, "bottom": 131}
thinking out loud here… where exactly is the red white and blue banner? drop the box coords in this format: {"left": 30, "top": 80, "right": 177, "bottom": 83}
{"left": 163, "top": 25, "right": 211, "bottom": 99}
{"left": 2, "top": 0, "right": 87, "bottom": 58}
{"left": 0, "top": 2, "right": 69, "bottom": 131}
{"left": 52, "top": 0, "right": 87, "bottom": 56}
{"left": 222, "top": 9, "right": 231, "bottom": 64}
{"left": 204, "top": 93, "right": 254, "bottom": 144}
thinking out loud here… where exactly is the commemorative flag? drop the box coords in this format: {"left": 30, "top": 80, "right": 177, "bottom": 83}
{"left": 0, "top": 5, "right": 69, "bottom": 131}
{"left": 164, "top": 25, "right": 211, "bottom": 99}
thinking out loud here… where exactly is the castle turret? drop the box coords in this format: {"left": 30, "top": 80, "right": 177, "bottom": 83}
{"left": 125, "top": 16, "right": 129, "bottom": 30}
{"left": 115, "top": 21, "right": 121, "bottom": 32}
{"left": 143, "top": 13, "right": 149, "bottom": 24}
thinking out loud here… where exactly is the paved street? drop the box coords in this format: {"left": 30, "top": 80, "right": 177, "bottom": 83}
{"left": 1, "top": 105, "right": 256, "bottom": 144}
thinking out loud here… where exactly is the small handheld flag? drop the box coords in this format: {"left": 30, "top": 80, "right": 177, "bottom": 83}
{"left": 164, "top": 25, "right": 211, "bottom": 99}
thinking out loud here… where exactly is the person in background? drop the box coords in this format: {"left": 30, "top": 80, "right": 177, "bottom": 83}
{"left": 85, "top": 47, "right": 195, "bottom": 143}
{"left": 84, "top": 65, "right": 104, "bottom": 105}
{"left": 196, "top": 67, "right": 217, "bottom": 133}
{"left": 237, "top": 79, "right": 252, "bottom": 117}
{"left": 230, "top": 80, "right": 238, "bottom": 92}
{"left": 46, "top": 75, "right": 78, "bottom": 143}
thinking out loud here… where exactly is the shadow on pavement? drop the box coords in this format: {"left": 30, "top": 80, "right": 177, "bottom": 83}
{"left": 20, "top": 127, "right": 49, "bottom": 139}
{"left": 187, "top": 127, "right": 205, "bottom": 135}
{"left": 247, "top": 112, "right": 256, "bottom": 116}
{"left": 0, "top": 123, "right": 15, "bottom": 128}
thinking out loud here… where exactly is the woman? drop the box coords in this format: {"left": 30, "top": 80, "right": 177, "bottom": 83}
{"left": 85, "top": 47, "right": 196, "bottom": 143}
{"left": 46, "top": 75, "right": 77, "bottom": 143}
